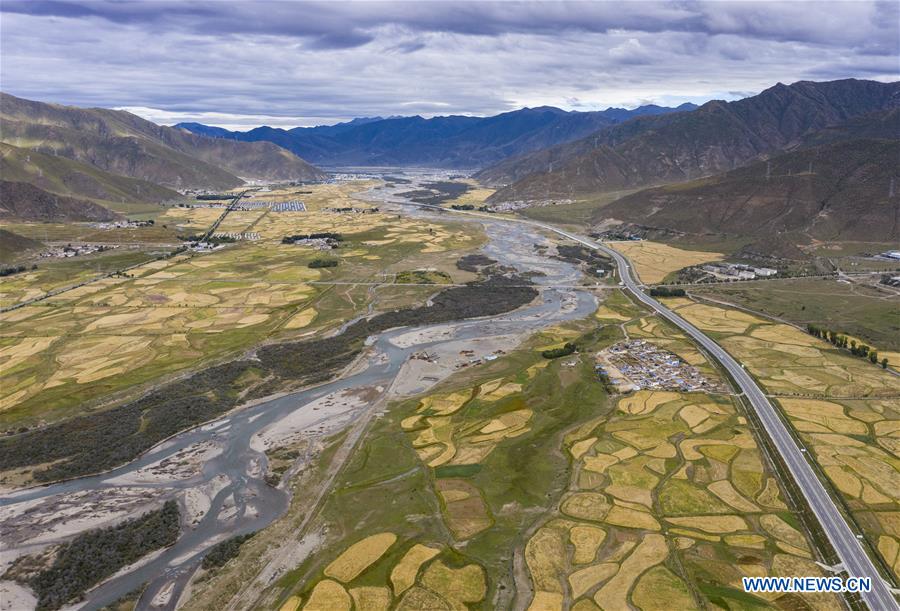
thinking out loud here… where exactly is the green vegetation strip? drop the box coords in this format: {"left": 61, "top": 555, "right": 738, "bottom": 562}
{"left": 0, "top": 273, "right": 537, "bottom": 483}
{"left": 202, "top": 533, "right": 256, "bottom": 570}
{"left": 5, "top": 501, "right": 180, "bottom": 611}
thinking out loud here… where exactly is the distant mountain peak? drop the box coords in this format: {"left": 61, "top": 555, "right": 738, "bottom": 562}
{"left": 478, "top": 78, "right": 900, "bottom": 201}
{"left": 525, "top": 106, "right": 568, "bottom": 113}
{"left": 177, "top": 102, "right": 694, "bottom": 169}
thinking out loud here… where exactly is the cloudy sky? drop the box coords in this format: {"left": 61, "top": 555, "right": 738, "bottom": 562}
{"left": 1, "top": 1, "right": 897, "bottom": 130}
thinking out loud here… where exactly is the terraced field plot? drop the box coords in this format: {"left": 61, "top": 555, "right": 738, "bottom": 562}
{"left": 255, "top": 211, "right": 473, "bottom": 256}
{"left": 692, "top": 278, "right": 900, "bottom": 352}
{"left": 0, "top": 248, "right": 169, "bottom": 306}
{"left": 607, "top": 240, "right": 723, "bottom": 284}
{"left": 440, "top": 179, "right": 496, "bottom": 208}
{"left": 0, "top": 220, "right": 180, "bottom": 246}
{"left": 213, "top": 210, "right": 267, "bottom": 234}
{"left": 222, "top": 294, "right": 841, "bottom": 611}
{"left": 526, "top": 296, "right": 838, "bottom": 611}
{"left": 278, "top": 532, "right": 487, "bottom": 611}
{"left": 0, "top": 247, "right": 321, "bottom": 426}
{"left": 241, "top": 317, "right": 608, "bottom": 611}
{"left": 0, "top": 188, "right": 483, "bottom": 429}
{"left": 241, "top": 181, "right": 378, "bottom": 211}
{"left": 157, "top": 206, "right": 225, "bottom": 232}
{"left": 668, "top": 298, "right": 900, "bottom": 580}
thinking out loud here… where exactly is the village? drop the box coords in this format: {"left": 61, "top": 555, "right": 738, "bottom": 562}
{"left": 701, "top": 262, "right": 778, "bottom": 280}
{"left": 90, "top": 219, "right": 156, "bottom": 230}
{"left": 485, "top": 198, "right": 575, "bottom": 212}
{"left": 596, "top": 339, "right": 727, "bottom": 393}
{"left": 40, "top": 243, "right": 119, "bottom": 259}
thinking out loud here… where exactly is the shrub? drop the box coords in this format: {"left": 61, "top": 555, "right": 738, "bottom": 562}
{"left": 542, "top": 342, "right": 576, "bottom": 359}
{"left": 202, "top": 533, "right": 255, "bottom": 570}
{"left": 649, "top": 286, "right": 686, "bottom": 297}
{"left": 11, "top": 502, "right": 180, "bottom": 611}
{"left": 308, "top": 258, "right": 339, "bottom": 268}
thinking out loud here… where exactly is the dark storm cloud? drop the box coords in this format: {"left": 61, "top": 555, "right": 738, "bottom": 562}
{"left": 6, "top": 1, "right": 898, "bottom": 46}
{"left": 1, "top": 1, "right": 897, "bottom": 128}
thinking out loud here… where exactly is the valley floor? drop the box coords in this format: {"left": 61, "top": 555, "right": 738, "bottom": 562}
{"left": 1, "top": 175, "right": 897, "bottom": 611}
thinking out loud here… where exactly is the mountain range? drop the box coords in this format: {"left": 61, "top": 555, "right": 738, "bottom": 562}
{"left": 0, "top": 142, "right": 179, "bottom": 206}
{"left": 599, "top": 138, "right": 899, "bottom": 243}
{"left": 177, "top": 103, "right": 697, "bottom": 168}
{"left": 0, "top": 92, "right": 326, "bottom": 196}
{"left": 480, "top": 79, "right": 900, "bottom": 202}
{"left": 2, "top": 79, "right": 897, "bottom": 254}
{"left": 0, "top": 180, "right": 123, "bottom": 222}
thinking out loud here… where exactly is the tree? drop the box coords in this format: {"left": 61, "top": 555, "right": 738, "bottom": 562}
{"left": 542, "top": 342, "right": 577, "bottom": 359}
{"left": 882, "top": 358, "right": 889, "bottom": 369}
{"left": 869, "top": 351, "right": 878, "bottom": 364}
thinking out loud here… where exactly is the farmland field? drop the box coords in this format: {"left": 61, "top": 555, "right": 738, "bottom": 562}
{"left": 667, "top": 297, "right": 900, "bottom": 580}
{"left": 185, "top": 291, "right": 841, "bottom": 610}
{"left": 0, "top": 248, "right": 172, "bottom": 305}
{"left": 607, "top": 240, "right": 723, "bottom": 284}
{"left": 692, "top": 277, "right": 900, "bottom": 351}
{"left": 0, "top": 181, "right": 485, "bottom": 429}
{"left": 530, "top": 292, "right": 838, "bottom": 610}
{"left": 0, "top": 220, "right": 181, "bottom": 245}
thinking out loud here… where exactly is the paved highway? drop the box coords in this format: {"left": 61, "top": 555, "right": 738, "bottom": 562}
{"left": 561, "top": 228, "right": 900, "bottom": 611}
{"left": 381, "top": 192, "right": 898, "bottom": 610}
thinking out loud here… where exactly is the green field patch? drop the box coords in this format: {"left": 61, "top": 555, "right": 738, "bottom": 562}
{"left": 433, "top": 464, "right": 482, "bottom": 478}
{"left": 659, "top": 479, "right": 734, "bottom": 515}
{"left": 395, "top": 270, "right": 453, "bottom": 284}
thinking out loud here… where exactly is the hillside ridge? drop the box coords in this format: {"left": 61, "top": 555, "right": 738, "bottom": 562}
{"left": 480, "top": 79, "right": 900, "bottom": 202}
{"left": 0, "top": 93, "right": 326, "bottom": 190}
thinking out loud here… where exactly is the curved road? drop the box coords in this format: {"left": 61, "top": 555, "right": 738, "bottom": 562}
{"left": 577, "top": 234, "right": 898, "bottom": 611}
{"left": 381, "top": 192, "right": 898, "bottom": 611}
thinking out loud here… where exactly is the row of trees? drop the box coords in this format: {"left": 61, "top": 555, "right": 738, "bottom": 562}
{"left": 542, "top": 342, "right": 577, "bottom": 359}
{"left": 281, "top": 232, "right": 343, "bottom": 244}
{"left": 649, "top": 286, "right": 686, "bottom": 297}
{"left": 195, "top": 194, "right": 236, "bottom": 200}
{"left": 0, "top": 263, "right": 36, "bottom": 277}
{"left": 806, "top": 325, "right": 888, "bottom": 368}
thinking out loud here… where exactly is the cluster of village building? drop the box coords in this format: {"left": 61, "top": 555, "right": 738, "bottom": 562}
{"left": 90, "top": 220, "right": 155, "bottom": 230}
{"left": 40, "top": 244, "right": 118, "bottom": 258}
{"left": 269, "top": 200, "right": 307, "bottom": 212}
{"left": 596, "top": 339, "right": 726, "bottom": 393}
{"left": 285, "top": 237, "right": 335, "bottom": 250}
{"left": 701, "top": 262, "right": 777, "bottom": 280}
{"left": 211, "top": 231, "right": 260, "bottom": 241}
{"left": 486, "top": 198, "right": 574, "bottom": 212}
{"left": 324, "top": 206, "right": 378, "bottom": 214}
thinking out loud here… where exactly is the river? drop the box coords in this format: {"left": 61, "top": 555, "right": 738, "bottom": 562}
{"left": 0, "top": 175, "right": 596, "bottom": 610}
